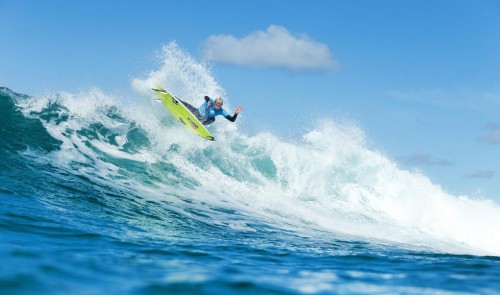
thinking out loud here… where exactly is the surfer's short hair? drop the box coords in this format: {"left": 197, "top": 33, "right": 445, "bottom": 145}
{"left": 215, "top": 97, "right": 223, "bottom": 106}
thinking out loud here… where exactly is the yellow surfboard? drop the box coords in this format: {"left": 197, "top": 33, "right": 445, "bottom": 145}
{"left": 153, "top": 84, "right": 215, "bottom": 141}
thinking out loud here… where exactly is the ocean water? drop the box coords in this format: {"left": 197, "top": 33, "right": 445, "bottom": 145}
{"left": 1, "top": 43, "right": 500, "bottom": 294}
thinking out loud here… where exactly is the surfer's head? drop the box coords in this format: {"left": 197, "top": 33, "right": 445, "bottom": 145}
{"left": 214, "top": 98, "right": 223, "bottom": 109}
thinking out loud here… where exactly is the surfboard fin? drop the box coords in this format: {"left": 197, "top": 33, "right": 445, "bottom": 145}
{"left": 152, "top": 88, "right": 167, "bottom": 93}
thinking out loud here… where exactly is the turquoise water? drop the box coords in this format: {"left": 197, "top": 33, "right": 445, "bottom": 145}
{"left": 2, "top": 44, "right": 500, "bottom": 294}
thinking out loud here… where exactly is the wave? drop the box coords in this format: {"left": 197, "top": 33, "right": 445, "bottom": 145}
{"left": 2, "top": 42, "right": 500, "bottom": 257}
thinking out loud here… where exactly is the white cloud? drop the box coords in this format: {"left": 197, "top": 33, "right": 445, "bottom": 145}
{"left": 202, "top": 25, "right": 338, "bottom": 71}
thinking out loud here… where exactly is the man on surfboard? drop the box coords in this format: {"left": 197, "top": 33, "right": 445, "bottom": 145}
{"left": 182, "top": 96, "right": 242, "bottom": 125}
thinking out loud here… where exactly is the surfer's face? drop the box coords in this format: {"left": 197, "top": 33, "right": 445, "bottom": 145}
{"left": 214, "top": 98, "right": 224, "bottom": 109}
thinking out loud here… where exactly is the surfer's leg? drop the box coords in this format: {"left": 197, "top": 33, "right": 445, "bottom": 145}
{"left": 202, "top": 117, "right": 215, "bottom": 125}
{"left": 180, "top": 100, "right": 204, "bottom": 121}
{"left": 180, "top": 100, "right": 196, "bottom": 112}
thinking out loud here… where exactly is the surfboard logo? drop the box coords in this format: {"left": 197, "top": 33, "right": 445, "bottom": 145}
{"left": 187, "top": 117, "right": 199, "bottom": 129}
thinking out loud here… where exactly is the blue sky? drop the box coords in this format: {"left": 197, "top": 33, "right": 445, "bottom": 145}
{"left": 1, "top": 0, "right": 499, "bottom": 201}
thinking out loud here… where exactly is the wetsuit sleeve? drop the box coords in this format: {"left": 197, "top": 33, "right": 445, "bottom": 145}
{"left": 225, "top": 113, "right": 238, "bottom": 122}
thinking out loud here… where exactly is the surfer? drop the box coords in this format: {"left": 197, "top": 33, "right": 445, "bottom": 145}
{"left": 182, "top": 96, "right": 242, "bottom": 125}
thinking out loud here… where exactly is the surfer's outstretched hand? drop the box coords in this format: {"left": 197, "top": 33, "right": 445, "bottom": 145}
{"left": 235, "top": 106, "right": 243, "bottom": 114}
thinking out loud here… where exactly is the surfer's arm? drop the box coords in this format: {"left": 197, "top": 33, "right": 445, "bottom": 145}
{"left": 224, "top": 106, "right": 242, "bottom": 122}
{"left": 204, "top": 96, "right": 212, "bottom": 109}
{"left": 225, "top": 113, "right": 238, "bottom": 122}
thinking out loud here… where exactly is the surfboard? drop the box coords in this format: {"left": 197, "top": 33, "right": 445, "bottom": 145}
{"left": 152, "top": 84, "right": 215, "bottom": 141}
